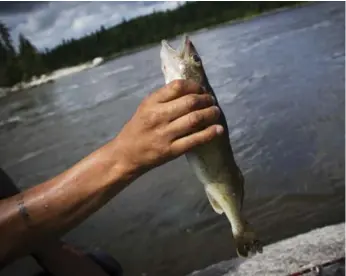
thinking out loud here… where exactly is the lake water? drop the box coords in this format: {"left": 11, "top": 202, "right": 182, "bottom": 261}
{"left": 0, "top": 2, "right": 344, "bottom": 276}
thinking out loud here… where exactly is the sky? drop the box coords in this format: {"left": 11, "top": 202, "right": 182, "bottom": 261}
{"left": 0, "top": 1, "right": 182, "bottom": 50}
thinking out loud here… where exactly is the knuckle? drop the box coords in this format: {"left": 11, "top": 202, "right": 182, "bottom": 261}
{"left": 186, "top": 95, "right": 199, "bottom": 110}
{"left": 189, "top": 111, "right": 203, "bottom": 127}
{"left": 158, "top": 105, "right": 168, "bottom": 118}
{"left": 208, "top": 95, "right": 215, "bottom": 104}
{"left": 196, "top": 129, "right": 214, "bottom": 145}
{"left": 156, "top": 132, "right": 168, "bottom": 151}
{"left": 170, "top": 79, "right": 185, "bottom": 93}
{"left": 206, "top": 127, "right": 217, "bottom": 140}
{"left": 203, "top": 95, "right": 213, "bottom": 106}
{"left": 144, "top": 109, "right": 159, "bottom": 126}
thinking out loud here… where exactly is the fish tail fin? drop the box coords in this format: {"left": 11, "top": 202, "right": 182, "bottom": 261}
{"left": 234, "top": 221, "right": 263, "bottom": 257}
{"left": 204, "top": 185, "right": 262, "bottom": 257}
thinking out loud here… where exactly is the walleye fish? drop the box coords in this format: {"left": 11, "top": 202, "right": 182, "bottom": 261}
{"left": 160, "top": 35, "right": 263, "bottom": 257}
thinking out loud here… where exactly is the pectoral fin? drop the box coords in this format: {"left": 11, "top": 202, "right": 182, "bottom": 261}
{"left": 205, "top": 190, "right": 224, "bottom": 214}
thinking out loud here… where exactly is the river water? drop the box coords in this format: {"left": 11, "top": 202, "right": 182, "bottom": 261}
{"left": 0, "top": 2, "right": 344, "bottom": 276}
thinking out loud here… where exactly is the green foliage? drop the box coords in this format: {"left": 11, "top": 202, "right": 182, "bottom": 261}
{"left": 0, "top": 21, "right": 23, "bottom": 86}
{"left": 0, "top": 21, "right": 15, "bottom": 57}
{"left": 0, "top": 1, "right": 303, "bottom": 87}
{"left": 0, "top": 23, "right": 46, "bottom": 87}
{"left": 18, "top": 33, "right": 46, "bottom": 81}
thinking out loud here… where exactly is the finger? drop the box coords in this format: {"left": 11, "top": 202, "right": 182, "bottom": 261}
{"left": 171, "top": 124, "right": 224, "bottom": 156}
{"left": 153, "top": 79, "right": 205, "bottom": 103}
{"left": 167, "top": 106, "right": 221, "bottom": 140}
{"left": 163, "top": 93, "right": 215, "bottom": 122}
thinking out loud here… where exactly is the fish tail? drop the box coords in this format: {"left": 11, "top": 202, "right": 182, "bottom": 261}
{"left": 234, "top": 221, "right": 263, "bottom": 257}
{"left": 204, "top": 186, "right": 263, "bottom": 257}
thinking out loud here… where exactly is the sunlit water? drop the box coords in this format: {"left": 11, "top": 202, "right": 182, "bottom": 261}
{"left": 0, "top": 3, "right": 344, "bottom": 276}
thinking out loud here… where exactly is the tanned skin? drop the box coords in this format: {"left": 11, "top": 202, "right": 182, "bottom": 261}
{"left": 0, "top": 80, "right": 224, "bottom": 274}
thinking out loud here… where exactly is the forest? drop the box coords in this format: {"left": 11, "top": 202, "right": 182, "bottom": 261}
{"left": 0, "top": 1, "right": 302, "bottom": 87}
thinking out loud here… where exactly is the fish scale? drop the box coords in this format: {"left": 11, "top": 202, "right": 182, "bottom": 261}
{"left": 160, "top": 34, "right": 263, "bottom": 257}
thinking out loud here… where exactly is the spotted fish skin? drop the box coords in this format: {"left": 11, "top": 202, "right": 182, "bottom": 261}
{"left": 160, "top": 35, "right": 262, "bottom": 257}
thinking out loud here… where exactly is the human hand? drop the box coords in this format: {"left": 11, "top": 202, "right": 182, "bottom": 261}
{"left": 111, "top": 79, "right": 224, "bottom": 178}
{"left": 0, "top": 80, "right": 224, "bottom": 262}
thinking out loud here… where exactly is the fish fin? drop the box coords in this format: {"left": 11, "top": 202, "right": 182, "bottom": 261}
{"left": 205, "top": 190, "right": 224, "bottom": 214}
{"left": 234, "top": 221, "right": 263, "bottom": 258}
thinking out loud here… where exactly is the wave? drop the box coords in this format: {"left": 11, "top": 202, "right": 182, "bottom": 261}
{"left": 102, "top": 65, "right": 134, "bottom": 78}
{"left": 241, "top": 20, "right": 332, "bottom": 53}
{"left": 67, "top": 84, "right": 80, "bottom": 90}
{"left": 0, "top": 116, "right": 22, "bottom": 128}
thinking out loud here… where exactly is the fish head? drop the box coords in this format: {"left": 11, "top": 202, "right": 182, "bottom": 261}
{"left": 160, "top": 34, "right": 206, "bottom": 85}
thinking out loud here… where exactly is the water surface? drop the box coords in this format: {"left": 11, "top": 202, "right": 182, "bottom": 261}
{"left": 0, "top": 2, "right": 344, "bottom": 276}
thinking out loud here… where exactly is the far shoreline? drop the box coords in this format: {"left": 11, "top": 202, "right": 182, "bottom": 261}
{"left": 0, "top": 1, "right": 313, "bottom": 97}
{"left": 0, "top": 58, "right": 103, "bottom": 97}
{"left": 103, "top": 1, "right": 313, "bottom": 64}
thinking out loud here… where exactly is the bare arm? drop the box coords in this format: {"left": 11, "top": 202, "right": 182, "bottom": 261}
{"left": 0, "top": 80, "right": 224, "bottom": 265}
{"left": 0, "top": 140, "right": 133, "bottom": 265}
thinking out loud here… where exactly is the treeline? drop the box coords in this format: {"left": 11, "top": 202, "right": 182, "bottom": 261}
{"left": 0, "top": 22, "right": 46, "bottom": 87}
{"left": 0, "top": 1, "right": 302, "bottom": 87}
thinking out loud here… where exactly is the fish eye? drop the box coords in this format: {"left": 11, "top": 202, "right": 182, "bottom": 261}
{"left": 192, "top": 54, "right": 201, "bottom": 63}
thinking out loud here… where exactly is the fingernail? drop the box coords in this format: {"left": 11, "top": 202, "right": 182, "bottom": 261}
{"left": 216, "top": 125, "right": 224, "bottom": 134}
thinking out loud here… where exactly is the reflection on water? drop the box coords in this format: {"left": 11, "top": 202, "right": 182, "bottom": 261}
{"left": 0, "top": 2, "right": 344, "bottom": 276}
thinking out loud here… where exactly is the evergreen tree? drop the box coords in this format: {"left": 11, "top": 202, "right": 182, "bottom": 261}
{"left": 0, "top": 21, "right": 15, "bottom": 57}
{"left": 18, "top": 33, "right": 45, "bottom": 81}
{"left": 0, "top": 1, "right": 302, "bottom": 87}
{"left": 0, "top": 20, "right": 22, "bottom": 87}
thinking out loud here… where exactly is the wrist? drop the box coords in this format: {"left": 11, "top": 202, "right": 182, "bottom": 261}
{"left": 103, "top": 139, "right": 141, "bottom": 188}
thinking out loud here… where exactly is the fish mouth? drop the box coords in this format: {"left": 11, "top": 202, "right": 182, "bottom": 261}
{"left": 161, "top": 34, "right": 192, "bottom": 58}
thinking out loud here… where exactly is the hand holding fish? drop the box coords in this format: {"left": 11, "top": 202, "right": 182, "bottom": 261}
{"left": 0, "top": 36, "right": 262, "bottom": 268}
{"left": 0, "top": 79, "right": 224, "bottom": 265}
{"left": 112, "top": 79, "right": 225, "bottom": 178}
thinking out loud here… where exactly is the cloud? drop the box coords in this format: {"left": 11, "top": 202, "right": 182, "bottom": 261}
{"left": 0, "top": 2, "right": 48, "bottom": 15}
{"left": 0, "top": 1, "right": 182, "bottom": 50}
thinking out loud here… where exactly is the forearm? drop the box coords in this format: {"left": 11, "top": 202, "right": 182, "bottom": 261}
{"left": 0, "top": 79, "right": 221, "bottom": 267}
{"left": 0, "top": 140, "right": 135, "bottom": 264}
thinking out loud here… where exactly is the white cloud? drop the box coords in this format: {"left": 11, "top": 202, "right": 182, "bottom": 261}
{"left": 0, "top": 1, "right": 182, "bottom": 50}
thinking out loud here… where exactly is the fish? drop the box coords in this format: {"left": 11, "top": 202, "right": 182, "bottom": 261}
{"left": 160, "top": 34, "right": 263, "bottom": 257}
